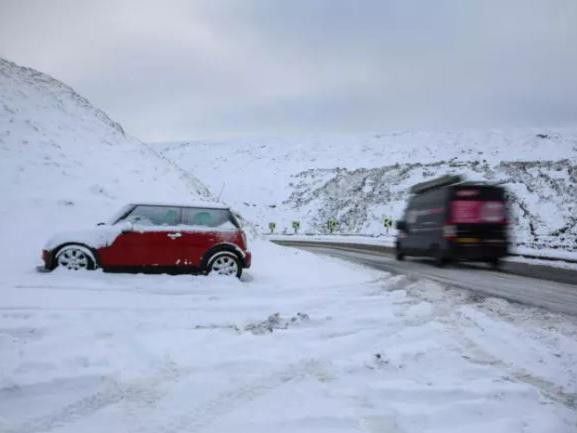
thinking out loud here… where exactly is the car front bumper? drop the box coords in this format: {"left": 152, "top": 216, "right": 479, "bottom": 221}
{"left": 243, "top": 251, "right": 252, "bottom": 268}
{"left": 39, "top": 249, "right": 56, "bottom": 271}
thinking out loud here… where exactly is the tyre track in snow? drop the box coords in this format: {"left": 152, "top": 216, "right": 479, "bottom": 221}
{"left": 273, "top": 240, "right": 577, "bottom": 317}
{"left": 3, "top": 360, "right": 193, "bottom": 433}
{"left": 4, "top": 359, "right": 329, "bottom": 433}
{"left": 135, "top": 359, "right": 328, "bottom": 433}
{"left": 380, "top": 274, "right": 577, "bottom": 411}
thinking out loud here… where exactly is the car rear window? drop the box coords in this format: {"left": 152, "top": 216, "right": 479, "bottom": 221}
{"left": 181, "top": 208, "right": 239, "bottom": 229}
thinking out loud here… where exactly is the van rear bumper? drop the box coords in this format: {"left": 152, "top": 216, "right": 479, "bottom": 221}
{"left": 447, "top": 240, "right": 508, "bottom": 261}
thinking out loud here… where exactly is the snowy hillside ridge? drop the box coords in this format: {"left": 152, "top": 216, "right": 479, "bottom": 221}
{"left": 0, "top": 57, "right": 124, "bottom": 138}
{"left": 287, "top": 159, "right": 577, "bottom": 252}
{"left": 157, "top": 130, "right": 577, "bottom": 253}
{"left": 0, "top": 58, "right": 213, "bottom": 272}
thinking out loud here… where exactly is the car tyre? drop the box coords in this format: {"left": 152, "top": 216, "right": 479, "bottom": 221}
{"left": 55, "top": 245, "right": 96, "bottom": 271}
{"left": 206, "top": 251, "right": 242, "bottom": 278}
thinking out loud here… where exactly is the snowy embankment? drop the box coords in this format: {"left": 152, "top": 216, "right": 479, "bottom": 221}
{"left": 157, "top": 131, "right": 577, "bottom": 255}
{"left": 2, "top": 241, "right": 577, "bottom": 432}
{"left": 0, "top": 57, "right": 211, "bottom": 274}
{"left": 1, "top": 57, "right": 577, "bottom": 432}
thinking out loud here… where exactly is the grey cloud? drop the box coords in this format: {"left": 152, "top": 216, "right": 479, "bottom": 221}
{"left": 0, "top": 0, "right": 576, "bottom": 141}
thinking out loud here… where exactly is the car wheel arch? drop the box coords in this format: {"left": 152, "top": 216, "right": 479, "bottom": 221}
{"left": 200, "top": 243, "right": 244, "bottom": 271}
{"left": 53, "top": 243, "right": 99, "bottom": 269}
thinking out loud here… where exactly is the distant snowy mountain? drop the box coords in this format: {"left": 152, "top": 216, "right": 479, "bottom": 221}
{"left": 0, "top": 57, "right": 212, "bottom": 270}
{"left": 158, "top": 131, "right": 577, "bottom": 253}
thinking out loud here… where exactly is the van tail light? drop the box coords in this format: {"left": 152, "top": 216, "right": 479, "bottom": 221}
{"left": 480, "top": 201, "right": 506, "bottom": 223}
{"left": 443, "top": 225, "right": 456, "bottom": 239}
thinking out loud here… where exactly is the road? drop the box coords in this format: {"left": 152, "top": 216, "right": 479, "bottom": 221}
{"left": 272, "top": 239, "right": 577, "bottom": 317}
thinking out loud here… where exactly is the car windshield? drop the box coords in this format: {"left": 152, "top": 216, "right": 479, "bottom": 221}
{"left": 107, "top": 204, "right": 134, "bottom": 225}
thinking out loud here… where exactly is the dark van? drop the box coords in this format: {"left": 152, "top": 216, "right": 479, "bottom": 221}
{"left": 395, "top": 175, "right": 509, "bottom": 267}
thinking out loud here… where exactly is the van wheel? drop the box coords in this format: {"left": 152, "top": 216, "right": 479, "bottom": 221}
{"left": 433, "top": 247, "right": 447, "bottom": 268}
{"left": 207, "top": 251, "right": 242, "bottom": 278}
{"left": 395, "top": 248, "right": 405, "bottom": 261}
{"left": 489, "top": 259, "right": 501, "bottom": 270}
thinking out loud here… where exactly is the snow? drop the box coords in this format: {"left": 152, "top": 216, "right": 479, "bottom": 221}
{"left": 2, "top": 241, "right": 577, "bottom": 432}
{"left": 506, "top": 255, "right": 577, "bottom": 271}
{"left": 0, "top": 57, "right": 213, "bottom": 273}
{"left": 157, "top": 130, "right": 577, "bottom": 254}
{"left": 44, "top": 226, "right": 124, "bottom": 251}
{"left": 266, "top": 234, "right": 577, "bottom": 267}
{"left": 267, "top": 233, "right": 396, "bottom": 247}
{"left": 124, "top": 200, "right": 231, "bottom": 210}
{"left": 2, "top": 57, "right": 577, "bottom": 432}
{"left": 511, "top": 246, "right": 577, "bottom": 264}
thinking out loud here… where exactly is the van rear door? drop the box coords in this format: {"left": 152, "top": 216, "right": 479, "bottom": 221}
{"left": 448, "top": 185, "right": 507, "bottom": 242}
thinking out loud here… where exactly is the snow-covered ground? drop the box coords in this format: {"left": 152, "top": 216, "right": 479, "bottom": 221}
{"left": 157, "top": 131, "right": 577, "bottom": 255}
{"left": 2, "top": 241, "right": 577, "bottom": 432}
{"left": 0, "top": 57, "right": 213, "bottom": 273}
{"left": 2, "top": 57, "right": 577, "bottom": 432}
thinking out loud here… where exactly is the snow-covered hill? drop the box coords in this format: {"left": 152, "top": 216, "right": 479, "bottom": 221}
{"left": 158, "top": 131, "right": 577, "bottom": 254}
{"left": 2, "top": 59, "right": 577, "bottom": 433}
{"left": 0, "top": 57, "right": 212, "bottom": 271}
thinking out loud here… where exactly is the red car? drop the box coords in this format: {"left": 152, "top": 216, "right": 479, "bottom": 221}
{"left": 41, "top": 203, "right": 251, "bottom": 277}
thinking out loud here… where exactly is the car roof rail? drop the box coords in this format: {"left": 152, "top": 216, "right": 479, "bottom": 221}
{"left": 410, "top": 174, "right": 464, "bottom": 194}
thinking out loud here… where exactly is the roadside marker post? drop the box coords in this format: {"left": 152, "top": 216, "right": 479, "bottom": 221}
{"left": 383, "top": 216, "right": 393, "bottom": 234}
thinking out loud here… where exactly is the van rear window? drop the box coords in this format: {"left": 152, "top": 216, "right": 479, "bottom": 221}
{"left": 451, "top": 200, "right": 506, "bottom": 224}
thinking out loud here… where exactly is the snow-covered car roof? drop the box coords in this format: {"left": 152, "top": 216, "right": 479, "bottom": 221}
{"left": 107, "top": 202, "right": 232, "bottom": 225}
{"left": 128, "top": 201, "right": 230, "bottom": 210}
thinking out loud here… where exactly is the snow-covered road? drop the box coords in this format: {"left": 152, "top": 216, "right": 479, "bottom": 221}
{"left": 1, "top": 241, "right": 577, "bottom": 433}
{"left": 271, "top": 240, "right": 577, "bottom": 316}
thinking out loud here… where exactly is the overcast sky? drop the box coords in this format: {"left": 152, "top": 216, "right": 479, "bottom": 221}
{"left": 1, "top": 0, "right": 576, "bottom": 142}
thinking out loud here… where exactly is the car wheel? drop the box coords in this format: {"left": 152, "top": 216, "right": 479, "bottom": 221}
{"left": 55, "top": 245, "right": 96, "bottom": 271}
{"left": 207, "top": 251, "right": 242, "bottom": 278}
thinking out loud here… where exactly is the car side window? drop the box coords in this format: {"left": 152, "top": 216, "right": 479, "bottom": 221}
{"left": 181, "top": 208, "right": 236, "bottom": 229}
{"left": 124, "top": 206, "right": 181, "bottom": 226}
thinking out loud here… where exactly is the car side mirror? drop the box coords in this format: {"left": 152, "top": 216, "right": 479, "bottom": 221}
{"left": 396, "top": 220, "right": 407, "bottom": 231}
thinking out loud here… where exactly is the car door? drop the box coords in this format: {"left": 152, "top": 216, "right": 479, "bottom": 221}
{"left": 99, "top": 228, "right": 149, "bottom": 267}
{"left": 101, "top": 205, "right": 183, "bottom": 267}
{"left": 179, "top": 207, "right": 234, "bottom": 268}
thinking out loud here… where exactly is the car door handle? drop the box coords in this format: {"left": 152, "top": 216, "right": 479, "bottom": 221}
{"left": 167, "top": 232, "right": 182, "bottom": 239}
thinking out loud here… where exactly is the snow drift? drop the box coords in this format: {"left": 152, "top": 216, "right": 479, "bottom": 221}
{"left": 0, "top": 57, "right": 212, "bottom": 272}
